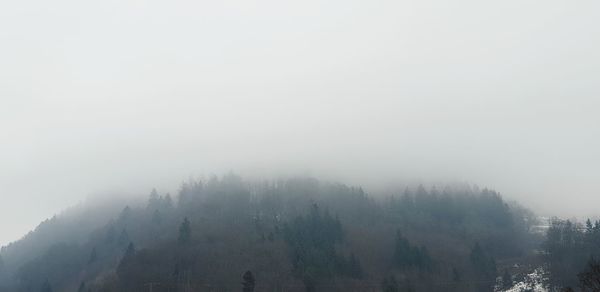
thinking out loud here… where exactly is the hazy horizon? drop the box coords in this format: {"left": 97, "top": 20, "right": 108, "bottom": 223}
{"left": 2, "top": 0, "right": 599, "bottom": 247}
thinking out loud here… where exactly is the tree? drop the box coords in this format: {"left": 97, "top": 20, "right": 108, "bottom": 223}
{"left": 283, "top": 204, "right": 344, "bottom": 290}
{"left": 347, "top": 253, "right": 364, "bottom": 278}
{"left": 242, "top": 270, "right": 255, "bottom": 292}
{"left": 469, "top": 242, "right": 497, "bottom": 291}
{"left": 452, "top": 267, "right": 461, "bottom": 281}
{"left": 178, "top": 217, "right": 191, "bottom": 244}
{"left": 116, "top": 242, "right": 137, "bottom": 291}
{"left": 381, "top": 275, "right": 399, "bottom": 292}
{"left": 118, "top": 229, "right": 130, "bottom": 246}
{"left": 152, "top": 209, "right": 162, "bottom": 224}
{"left": 470, "top": 242, "right": 496, "bottom": 277}
{"left": 579, "top": 257, "right": 600, "bottom": 292}
{"left": 393, "top": 231, "right": 432, "bottom": 270}
{"left": 105, "top": 225, "right": 116, "bottom": 244}
{"left": 88, "top": 247, "right": 97, "bottom": 264}
{"left": 77, "top": 281, "right": 86, "bottom": 292}
{"left": 587, "top": 219, "right": 594, "bottom": 234}
{"left": 40, "top": 279, "right": 53, "bottom": 292}
{"left": 393, "top": 231, "right": 412, "bottom": 268}
{"left": 502, "top": 269, "right": 512, "bottom": 289}
{"left": 118, "top": 242, "right": 136, "bottom": 272}
{"left": 119, "top": 206, "right": 132, "bottom": 222}
{"left": 163, "top": 193, "right": 174, "bottom": 209}
{"left": 148, "top": 188, "right": 160, "bottom": 209}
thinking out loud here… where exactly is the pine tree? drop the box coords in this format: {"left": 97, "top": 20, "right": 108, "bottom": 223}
{"left": 452, "top": 267, "right": 461, "bottom": 281}
{"left": 122, "top": 242, "right": 135, "bottom": 262}
{"left": 77, "top": 282, "right": 86, "bottom": 292}
{"left": 179, "top": 217, "right": 191, "bottom": 244}
{"left": 242, "top": 270, "right": 255, "bottom": 292}
{"left": 152, "top": 209, "right": 162, "bottom": 224}
{"left": 119, "top": 206, "right": 132, "bottom": 222}
{"left": 88, "top": 247, "right": 97, "bottom": 264}
{"left": 394, "top": 231, "right": 412, "bottom": 267}
{"left": 118, "top": 229, "right": 130, "bottom": 246}
{"left": 148, "top": 188, "right": 160, "bottom": 209}
{"left": 163, "top": 193, "right": 174, "bottom": 209}
{"left": 117, "top": 242, "right": 136, "bottom": 276}
{"left": 381, "top": 276, "right": 399, "bottom": 292}
{"left": 105, "top": 225, "right": 116, "bottom": 244}
{"left": 470, "top": 243, "right": 496, "bottom": 278}
{"left": 502, "top": 269, "right": 512, "bottom": 289}
{"left": 586, "top": 219, "right": 594, "bottom": 234}
{"left": 578, "top": 257, "right": 600, "bottom": 291}
{"left": 347, "top": 253, "right": 364, "bottom": 278}
{"left": 40, "top": 279, "right": 53, "bottom": 292}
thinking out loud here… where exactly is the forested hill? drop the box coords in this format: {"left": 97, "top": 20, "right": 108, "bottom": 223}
{"left": 0, "top": 175, "right": 539, "bottom": 292}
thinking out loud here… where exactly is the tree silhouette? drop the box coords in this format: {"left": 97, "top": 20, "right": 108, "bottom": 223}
{"left": 381, "top": 275, "right": 399, "bottom": 292}
{"left": 40, "top": 279, "right": 53, "bottom": 292}
{"left": 77, "top": 281, "right": 86, "bottom": 292}
{"left": 502, "top": 269, "right": 512, "bottom": 289}
{"left": 579, "top": 257, "right": 600, "bottom": 292}
{"left": 242, "top": 270, "right": 255, "bottom": 292}
{"left": 88, "top": 247, "right": 97, "bottom": 264}
{"left": 178, "top": 217, "right": 191, "bottom": 244}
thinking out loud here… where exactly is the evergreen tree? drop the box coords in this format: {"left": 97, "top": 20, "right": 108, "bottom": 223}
{"left": 77, "top": 281, "right": 86, "bottom": 292}
{"left": 88, "top": 247, "right": 97, "bottom": 264}
{"left": 122, "top": 243, "right": 135, "bottom": 262}
{"left": 148, "top": 188, "right": 160, "bottom": 209}
{"left": 347, "top": 253, "right": 364, "bottom": 278}
{"left": 394, "top": 231, "right": 412, "bottom": 267}
{"left": 119, "top": 206, "right": 132, "bottom": 222}
{"left": 40, "top": 279, "right": 52, "bottom": 292}
{"left": 105, "top": 225, "right": 116, "bottom": 244}
{"left": 381, "top": 276, "right": 399, "bottom": 292}
{"left": 118, "top": 229, "right": 130, "bottom": 246}
{"left": 283, "top": 204, "right": 344, "bottom": 290}
{"left": 179, "top": 217, "right": 191, "bottom": 244}
{"left": 152, "top": 209, "right": 162, "bottom": 224}
{"left": 116, "top": 242, "right": 137, "bottom": 290}
{"left": 242, "top": 270, "right": 255, "bottom": 292}
{"left": 163, "top": 193, "right": 174, "bottom": 209}
{"left": 117, "top": 242, "right": 136, "bottom": 276}
{"left": 470, "top": 243, "right": 496, "bottom": 279}
{"left": 502, "top": 269, "right": 512, "bottom": 289}
{"left": 393, "top": 231, "right": 432, "bottom": 270}
{"left": 452, "top": 267, "right": 461, "bottom": 281}
{"left": 578, "top": 257, "right": 600, "bottom": 291}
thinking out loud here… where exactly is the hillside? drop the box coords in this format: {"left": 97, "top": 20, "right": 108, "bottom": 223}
{"left": 0, "top": 175, "right": 540, "bottom": 292}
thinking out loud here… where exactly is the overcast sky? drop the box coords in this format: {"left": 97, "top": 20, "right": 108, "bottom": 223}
{"left": 1, "top": 0, "right": 599, "bottom": 246}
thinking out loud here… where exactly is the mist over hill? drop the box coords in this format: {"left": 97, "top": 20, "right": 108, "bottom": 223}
{"left": 1, "top": 2, "right": 599, "bottom": 290}
{"left": 0, "top": 174, "right": 546, "bottom": 292}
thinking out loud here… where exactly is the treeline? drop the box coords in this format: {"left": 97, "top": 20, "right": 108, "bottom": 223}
{"left": 545, "top": 218, "right": 600, "bottom": 290}
{"left": 0, "top": 175, "right": 538, "bottom": 292}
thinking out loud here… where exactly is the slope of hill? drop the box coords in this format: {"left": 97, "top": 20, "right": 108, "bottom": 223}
{"left": 0, "top": 175, "right": 539, "bottom": 292}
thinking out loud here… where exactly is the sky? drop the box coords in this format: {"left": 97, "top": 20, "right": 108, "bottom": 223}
{"left": 1, "top": 0, "right": 599, "bottom": 246}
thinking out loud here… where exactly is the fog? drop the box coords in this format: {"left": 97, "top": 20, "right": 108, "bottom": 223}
{"left": 1, "top": 0, "right": 599, "bottom": 246}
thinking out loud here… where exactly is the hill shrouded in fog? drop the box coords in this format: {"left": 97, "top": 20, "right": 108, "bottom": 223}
{"left": 2, "top": 0, "right": 600, "bottom": 291}
{"left": 0, "top": 175, "right": 543, "bottom": 292}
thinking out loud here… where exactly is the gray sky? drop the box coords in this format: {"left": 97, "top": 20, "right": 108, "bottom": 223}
{"left": 1, "top": 0, "right": 599, "bottom": 246}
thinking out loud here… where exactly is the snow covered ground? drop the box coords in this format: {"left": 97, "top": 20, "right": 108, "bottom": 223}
{"left": 496, "top": 267, "right": 548, "bottom": 292}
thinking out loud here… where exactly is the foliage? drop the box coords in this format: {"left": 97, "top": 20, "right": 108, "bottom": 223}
{"left": 393, "top": 231, "right": 432, "bottom": 270}
{"left": 0, "top": 176, "right": 538, "bottom": 292}
{"left": 178, "top": 217, "right": 191, "bottom": 244}
{"left": 242, "top": 270, "right": 255, "bottom": 292}
{"left": 544, "top": 218, "right": 600, "bottom": 289}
